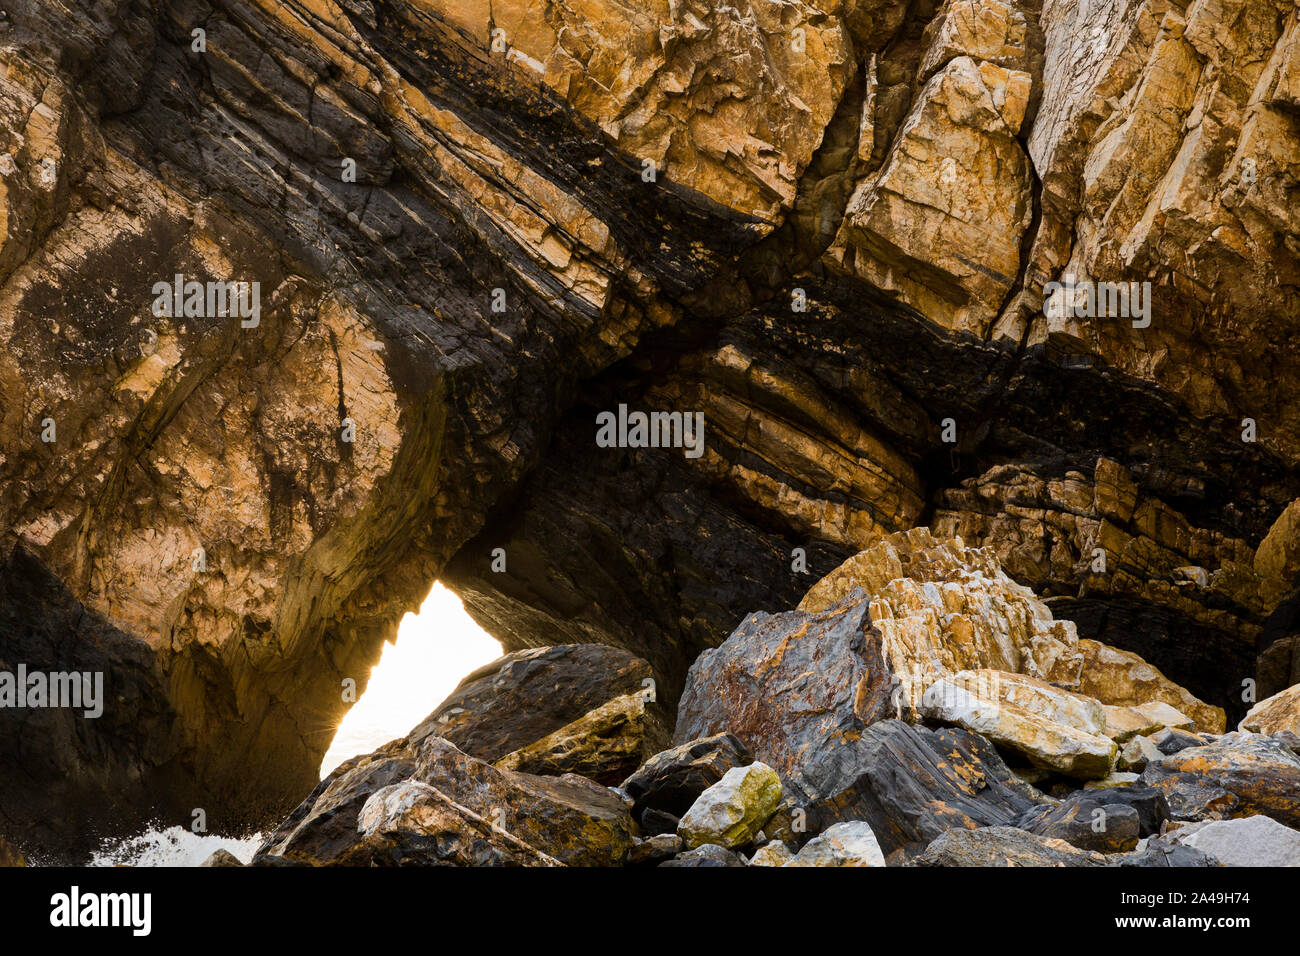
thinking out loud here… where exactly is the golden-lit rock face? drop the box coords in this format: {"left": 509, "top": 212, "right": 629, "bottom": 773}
{"left": 416, "top": 0, "right": 854, "bottom": 229}
{"left": 798, "top": 529, "right": 1221, "bottom": 731}
{"left": 832, "top": 54, "right": 1035, "bottom": 333}
{"left": 2, "top": 0, "right": 1299, "bottom": 858}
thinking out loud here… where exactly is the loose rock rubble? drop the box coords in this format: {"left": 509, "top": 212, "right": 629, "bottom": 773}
{"left": 250, "top": 534, "right": 1300, "bottom": 866}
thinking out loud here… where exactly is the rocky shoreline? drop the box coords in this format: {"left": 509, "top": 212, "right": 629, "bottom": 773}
{"left": 229, "top": 531, "right": 1300, "bottom": 867}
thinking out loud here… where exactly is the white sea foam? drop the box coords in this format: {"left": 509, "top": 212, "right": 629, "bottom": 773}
{"left": 88, "top": 826, "right": 262, "bottom": 867}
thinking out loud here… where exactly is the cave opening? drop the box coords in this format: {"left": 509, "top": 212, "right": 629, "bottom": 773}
{"left": 320, "top": 582, "right": 502, "bottom": 778}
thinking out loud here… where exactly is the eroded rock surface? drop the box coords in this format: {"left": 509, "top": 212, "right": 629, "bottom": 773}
{"left": 3, "top": 0, "right": 1299, "bottom": 860}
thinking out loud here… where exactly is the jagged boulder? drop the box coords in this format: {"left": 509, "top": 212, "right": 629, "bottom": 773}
{"left": 677, "top": 530, "right": 1216, "bottom": 788}
{"left": 1103, "top": 702, "right": 1195, "bottom": 743}
{"left": 1112, "top": 836, "right": 1221, "bottom": 869}
{"left": 1165, "top": 816, "right": 1300, "bottom": 868}
{"left": 1140, "top": 733, "right": 1300, "bottom": 828}
{"left": 1240, "top": 685, "right": 1300, "bottom": 737}
{"left": 913, "top": 827, "right": 1104, "bottom": 867}
{"left": 797, "top": 720, "right": 1048, "bottom": 861}
{"left": 257, "top": 735, "right": 635, "bottom": 866}
{"left": 352, "top": 780, "right": 563, "bottom": 867}
{"left": 677, "top": 762, "right": 782, "bottom": 850}
{"left": 1073, "top": 640, "right": 1225, "bottom": 734}
{"left": 628, "top": 833, "right": 683, "bottom": 867}
{"left": 749, "top": 842, "right": 796, "bottom": 866}
{"left": 921, "top": 670, "right": 1117, "bottom": 779}
{"left": 659, "top": 844, "right": 746, "bottom": 868}
{"left": 410, "top": 645, "right": 669, "bottom": 786}
{"left": 1016, "top": 789, "right": 1170, "bottom": 853}
{"left": 785, "top": 821, "right": 886, "bottom": 867}
{"left": 620, "top": 734, "right": 752, "bottom": 827}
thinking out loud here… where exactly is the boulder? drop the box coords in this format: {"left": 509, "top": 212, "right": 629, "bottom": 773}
{"left": 253, "top": 739, "right": 419, "bottom": 866}
{"left": 1074, "top": 640, "right": 1225, "bottom": 734}
{"left": 1116, "top": 735, "right": 1163, "bottom": 773}
{"left": 677, "top": 762, "right": 782, "bottom": 850}
{"left": 1084, "top": 772, "right": 1141, "bottom": 790}
{"left": 785, "top": 822, "right": 886, "bottom": 867}
{"left": 676, "top": 531, "right": 1215, "bottom": 788}
{"left": 1140, "top": 733, "right": 1300, "bottom": 828}
{"left": 798, "top": 720, "right": 1047, "bottom": 860}
{"left": 1166, "top": 816, "right": 1300, "bottom": 867}
{"left": 1240, "top": 684, "right": 1300, "bottom": 737}
{"left": 1016, "top": 801, "right": 1139, "bottom": 853}
{"left": 639, "top": 808, "right": 681, "bottom": 837}
{"left": 628, "top": 833, "right": 683, "bottom": 867}
{"left": 659, "top": 844, "right": 745, "bottom": 868}
{"left": 258, "top": 735, "right": 635, "bottom": 866}
{"left": 352, "top": 780, "right": 562, "bottom": 867}
{"left": 1151, "top": 727, "right": 1209, "bottom": 755}
{"left": 920, "top": 670, "right": 1117, "bottom": 779}
{"left": 199, "top": 849, "right": 245, "bottom": 867}
{"left": 913, "top": 826, "right": 1104, "bottom": 867}
{"left": 1111, "top": 836, "right": 1221, "bottom": 868}
{"left": 1103, "top": 702, "right": 1195, "bottom": 743}
{"left": 1017, "top": 788, "right": 1168, "bottom": 851}
{"left": 620, "top": 734, "right": 752, "bottom": 822}
{"left": 749, "top": 842, "right": 796, "bottom": 866}
{"left": 673, "top": 592, "right": 889, "bottom": 785}
{"left": 492, "top": 692, "right": 658, "bottom": 786}
{"left": 412, "top": 737, "right": 636, "bottom": 866}
{"left": 410, "top": 645, "right": 668, "bottom": 785}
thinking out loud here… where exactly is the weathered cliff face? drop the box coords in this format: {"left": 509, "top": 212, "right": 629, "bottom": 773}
{"left": 0, "top": 0, "right": 1297, "bottom": 858}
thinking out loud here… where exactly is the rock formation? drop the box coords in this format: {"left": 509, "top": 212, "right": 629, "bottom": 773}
{"left": 239, "top": 539, "right": 1300, "bottom": 867}
{"left": 1, "top": 0, "right": 1298, "bottom": 861}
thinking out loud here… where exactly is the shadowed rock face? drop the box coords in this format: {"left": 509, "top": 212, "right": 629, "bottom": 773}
{"left": 1, "top": 0, "right": 1298, "bottom": 858}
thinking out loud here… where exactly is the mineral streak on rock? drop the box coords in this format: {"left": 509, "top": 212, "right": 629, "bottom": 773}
{"left": 2, "top": 0, "right": 1299, "bottom": 859}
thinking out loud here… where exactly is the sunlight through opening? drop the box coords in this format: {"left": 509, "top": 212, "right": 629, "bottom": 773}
{"left": 320, "top": 582, "right": 502, "bottom": 778}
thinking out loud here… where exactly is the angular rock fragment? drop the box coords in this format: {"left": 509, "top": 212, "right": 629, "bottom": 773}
{"left": 1103, "top": 702, "right": 1195, "bottom": 743}
{"left": 659, "top": 844, "right": 746, "bottom": 868}
{"left": 1140, "top": 733, "right": 1300, "bottom": 829}
{"left": 785, "top": 821, "right": 886, "bottom": 867}
{"left": 1166, "top": 816, "right": 1300, "bottom": 868}
{"left": 1151, "top": 728, "right": 1209, "bottom": 756}
{"left": 413, "top": 737, "right": 636, "bottom": 866}
{"left": 1240, "top": 684, "right": 1300, "bottom": 737}
{"left": 1111, "top": 836, "right": 1220, "bottom": 869}
{"left": 411, "top": 645, "right": 668, "bottom": 784}
{"left": 639, "top": 809, "right": 681, "bottom": 837}
{"left": 797, "top": 720, "right": 1047, "bottom": 860}
{"left": 749, "top": 842, "right": 796, "bottom": 867}
{"left": 620, "top": 733, "right": 752, "bottom": 821}
{"left": 492, "top": 692, "right": 657, "bottom": 786}
{"left": 921, "top": 670, "right": 1117, "bottom": 779}
{"left": 913, "top": 826, "right": 1104, "bottom": 867}
{"left": 677, "top": 762, "right": 782, "bottom": 850}
{"left": 1074, "top": 641, "right": 1226, "bottom": 735}
{"left": 1116, "top": 735, "right": 1163, "bottom": 773}
{"left": 257, "top": 736, "right": 634, "bottom": 866}
{"left": 628, "top": 833, "right": 684, "bottom": 867}
{"left": 1017, "top": 788, "right": 1169, "bottom": 852}
{"left": 353, "top": 780, "right": 562, "bottom": 867}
